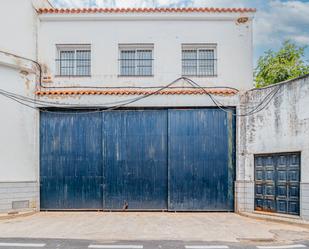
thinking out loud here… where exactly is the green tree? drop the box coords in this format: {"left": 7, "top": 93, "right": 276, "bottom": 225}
{"left": 254, "top": 40, "right": 309, "bottom": 88}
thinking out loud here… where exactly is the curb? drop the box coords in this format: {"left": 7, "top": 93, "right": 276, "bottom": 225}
{"left": 238, "top": 211, "right": 309, "bottom": 227}
{"left": 0, "top": 211, "right": 37, "bottom": 221}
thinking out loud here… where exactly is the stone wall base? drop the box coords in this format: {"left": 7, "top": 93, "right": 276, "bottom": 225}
{"left": 0, "top": 181, "right": 38, "bottom": 213}
{"left": 235, "top": 180, "right": 254, "bottom": 213}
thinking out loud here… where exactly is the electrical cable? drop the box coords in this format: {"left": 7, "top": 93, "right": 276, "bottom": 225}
{"left": 189, "top": 78, "right": 282, "bottom": 116}
{"left": 1, "top": 92, "right": 40, "bottom": 111}
{"left": 0, "top": 78, "right": 241, "bottom": 108}
{"left": 1, "top": 76, "right": 237, "bottom": 109}
{"left": 0, "top": 76, "right": 282, "bottom": 116}
{"left": 0, "top": 88, "right": 150, "bottom": 108}
{"left": 43, "top": 77, "right": 205, "bottom": 113}
{"left": 0, "top": 77, "right": 190, "bottom": 114}
{"left": 182, "top": 77, "right": 283, "bottom": 117}
{"left": 0, "top": 50, "right": 242, "bottom": 95}
{"left": 0, "top": 50, "right": 42, "bottom": 88}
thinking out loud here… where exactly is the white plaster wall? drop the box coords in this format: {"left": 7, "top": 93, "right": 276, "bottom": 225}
{"left": 0, "top": 0, "right": 37, "bottom": 60}
{"left": 38, "top": 14, "right": 253, "bottom": 91}
{"left": 0, "top": 65, "right": 38, "bottom": 182}
{"left": 237, "top": 75, "right": 309, "bottom": 217}
{"left": 0, "top": 0, "right": 41, "bottom": 181}
{"left": 0, "top": 0, "right": 52, "bottom": 59}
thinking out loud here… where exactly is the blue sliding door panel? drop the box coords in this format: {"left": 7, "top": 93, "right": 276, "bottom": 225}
{"left": 168, "top": 109, "right": 235, "bottom": 211}
{"left": 102, "top": 110, "right": 168, "bottom": 210}
{"left": 40, "top": 111, "right": 103, "bottom": 210}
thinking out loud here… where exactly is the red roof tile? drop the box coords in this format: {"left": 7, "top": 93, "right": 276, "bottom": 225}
{"left": 35, "top": 88, "right": 237, "bottom": 96}
{"left": 38, "top": 7, "right": 256, "bottom": 14}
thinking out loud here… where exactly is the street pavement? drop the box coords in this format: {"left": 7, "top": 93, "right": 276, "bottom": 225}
{"left": 1, "top": 212, "right": 309, "bottom": 248}
{"left": 0, "top": 238, "right": 309, "bottom": 249}
{"left": 1, "top": 212, "right": 309, "bottom": 242}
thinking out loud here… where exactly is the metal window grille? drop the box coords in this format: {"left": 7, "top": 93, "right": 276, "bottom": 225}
{"left": 56, "top": 49, "right": 91, "bottom": 76}
{"left": 182, "top": 49, "right": 217, "bottom": 76}
{"left": 119, "top": 49, "right": 153, "bottom": 76}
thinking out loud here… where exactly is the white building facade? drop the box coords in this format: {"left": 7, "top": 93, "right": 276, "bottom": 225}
{"left": 4, "top": 0, "right": 307, "bottom": 220}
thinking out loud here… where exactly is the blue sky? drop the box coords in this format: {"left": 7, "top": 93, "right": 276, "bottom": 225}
{"left": 50, "top": 0, "right": 309, "bottom": 67}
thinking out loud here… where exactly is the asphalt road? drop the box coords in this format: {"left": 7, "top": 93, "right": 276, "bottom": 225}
{"left": 0, "top": 239, "right": 308, "bottom": 249}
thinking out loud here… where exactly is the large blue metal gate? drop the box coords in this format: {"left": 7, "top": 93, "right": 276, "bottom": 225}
{"left": 40, "top": 108, "right": 235, "bottom": 211}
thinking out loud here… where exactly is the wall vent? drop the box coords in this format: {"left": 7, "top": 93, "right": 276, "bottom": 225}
{"left": 12, "top": 200, "right": 30, "bottom": 210}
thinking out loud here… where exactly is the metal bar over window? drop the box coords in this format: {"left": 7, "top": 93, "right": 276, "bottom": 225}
{"left": 182, "top": 47, "right": 217, "bottom": 77}
{"left": 119, "top": 48, "right": 153, "bottom": 76}
{"left": 56, "top": 47, "right": 91, "bottom": 77}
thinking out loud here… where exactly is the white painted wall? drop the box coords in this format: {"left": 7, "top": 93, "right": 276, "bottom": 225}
{"left": 0, "top": 0, "right": 51, "bottom": 60}
{"left": 0, "top": 0, "right": 44, "bottom": 183}
{"left": 0, "top": 66, "right": 38, "bottom": 182}
{"left": 0, "top": 0, "right": 55, "bottom": 212}
{"left": 237, "top": 75, "right": 309, "bottom": 219}
{"left": 38, "top": 12, "right": 254, "bottom": 91}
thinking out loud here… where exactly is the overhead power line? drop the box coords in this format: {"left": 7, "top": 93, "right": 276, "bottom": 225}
{"left": 182, "top": 77, "right": 282, "bottom": 117}
{"left": 0, "top": 76, "right": 282, "bottom": 116}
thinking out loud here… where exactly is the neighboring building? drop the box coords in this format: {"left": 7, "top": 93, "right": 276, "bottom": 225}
{"left": 237, "top": 75, "right": 309, "bottom": 218}
{"left": 4, "top": 0, "right": 307, "bottom": 220}
{"left": 0, "top": 0, "right": 52, "bottom": 214}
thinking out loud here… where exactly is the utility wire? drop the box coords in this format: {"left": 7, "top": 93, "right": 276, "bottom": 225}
{"left": 0, "top": 50, "right": 241, "bottom": 92}
{"left": 0, "top": 78, "right": 241, "bottom": 108}
{"left": 1, "top": 79, "right": 257, "bottom": 111}
{"left": 0, "top": 88, "right": 150, "bottom": 108}
{"left": 0, "top": 76, "right": 282, "bottom": 116}
{"left": 1, "top": 76, "right": 234, "bottom": 109}
{"left": 182, "top": 77, "right": 282, "bottom": 117}
{"left": 0, "top": 77, "right": 189, "bottom": 114}
{"left": 40, "top": 77, "right": 185, "bottom": 114}
{"left": 0, "top": 50, "right": 42, "bottom": 88}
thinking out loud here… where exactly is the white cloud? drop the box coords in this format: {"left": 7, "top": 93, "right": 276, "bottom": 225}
{"left": 254, "top": 0, "right": 309, "bottom": 47}
{"left": 292, "top": 35, "right": 309, "bottom": 45}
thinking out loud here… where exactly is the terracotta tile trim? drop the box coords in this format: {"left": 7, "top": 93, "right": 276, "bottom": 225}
{"left": 38, "top": 7, "right": 256, "bottom": 14}
{"left": 35, "top": 89, "right": 237, "bottom": 96}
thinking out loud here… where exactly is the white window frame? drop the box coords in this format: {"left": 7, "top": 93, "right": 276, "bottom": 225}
{"left": 56, "top": 44, "right": 91, "bottom": 77}
{"left": 182, "top": 44, "right": 217, "bottom": 77}
{"left": 118, "top": 44, "right": 154, "bottom": 77}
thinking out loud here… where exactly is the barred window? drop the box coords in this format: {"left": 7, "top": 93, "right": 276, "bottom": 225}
{"left": 56, "top": 45, "right": 91, "bottom": 77}
{"left": 182, "top": 44, "right": 217, "bottom": 77}
{"left": 119, "top": 45, "right": 153, "bottom": 76}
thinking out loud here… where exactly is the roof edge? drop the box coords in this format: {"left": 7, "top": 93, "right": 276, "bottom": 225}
{"left": 35, "top": 88, "right": 238, "bottom": 96}
{"left": 38, "top": 7, "right": 257, "bottom": 15}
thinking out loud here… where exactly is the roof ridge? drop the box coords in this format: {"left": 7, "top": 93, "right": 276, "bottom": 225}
{"left": 38, "top": 7, "right": 256, "bottom": 14}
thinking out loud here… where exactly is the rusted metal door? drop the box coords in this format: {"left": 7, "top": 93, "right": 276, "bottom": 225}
{"left": 102, "top": 110, "right": 168, "bottom": 210}
{"left": 167, "top": 109, "right": 235, "bottom": 211}
{"left": 255, "top": 153, "right": 300, "bottom": 215}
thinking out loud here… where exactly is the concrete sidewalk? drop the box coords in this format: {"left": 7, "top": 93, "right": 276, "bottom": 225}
{"left": 0, "top": 212, "right": 309, "bottom": 243}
